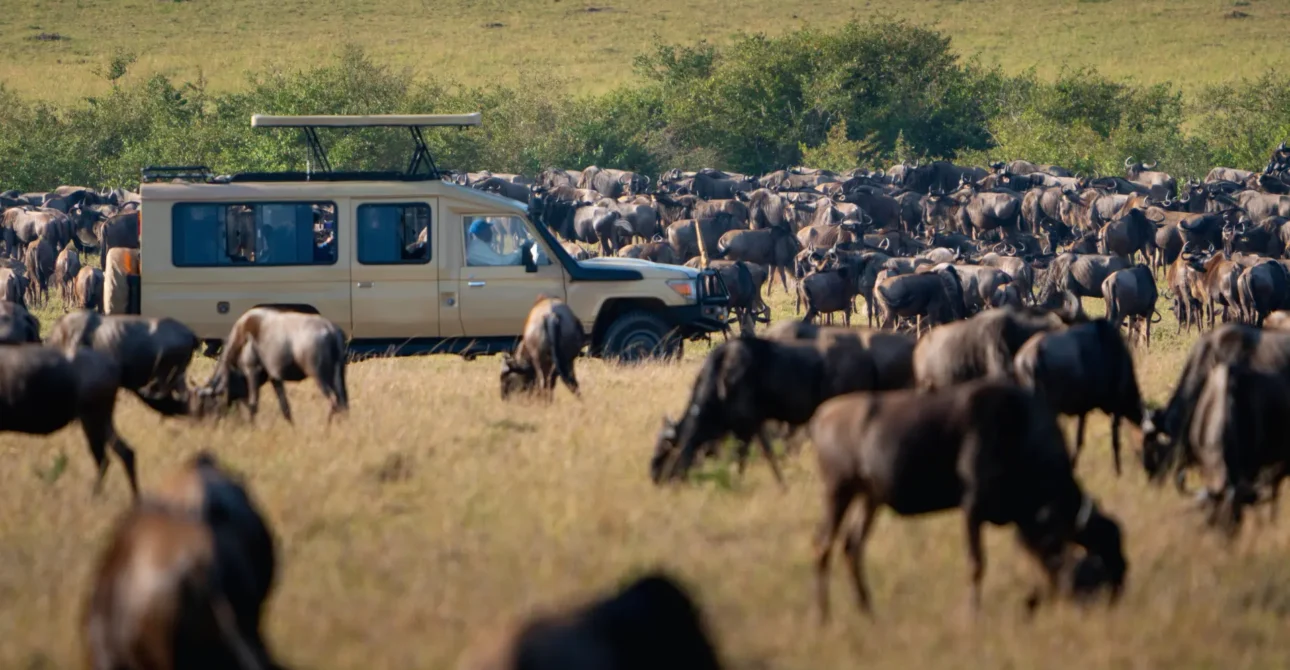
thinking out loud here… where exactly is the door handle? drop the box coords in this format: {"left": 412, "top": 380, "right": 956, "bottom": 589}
{"left": 467, "top": 281, "right": 486, "bottom": 288}
{"left": 356, "top": 281, "right": 374, "bottom": 289}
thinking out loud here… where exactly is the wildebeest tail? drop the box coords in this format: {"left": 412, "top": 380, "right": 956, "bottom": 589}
{"left": 328, "top": 329, "right": 349, "bottom": 411}
{"left": 1237, "top": 270, "right": 1256, "bottom": 324}
{"left": 544, "top": 312, "right": 576, "bottom": 393}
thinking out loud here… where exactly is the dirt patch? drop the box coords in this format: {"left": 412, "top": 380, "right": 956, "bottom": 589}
{"left": 1225, "top": 10, "right": 1251, "bottom": 18}
{"left": 27, "top": 33, "right": 68, "bottom": 42}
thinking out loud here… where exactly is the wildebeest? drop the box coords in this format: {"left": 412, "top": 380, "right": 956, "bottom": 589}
{"left": 53, "top": 240, "right": 81, "bottom": 305}
{"left": 1124, "top": 157, "right": 1176, "bottom": 198}
{"left": 73, "top": 266, "right": 104, "bottom": 312}
{"left": 24, "top": 235, "right": 55, "bottom": 306}
{"left": 1014, "top": 319, "right": 1144, "bottom": 475}
{"left": 764, "top": 321, "right": 916, "bottom": 391}
{"left": 798, "top": 264, "right": 860, "bottom": 326}
{"left": 580, "top": 166, "right": 650, "bottom": 198}
{"left": 1035, "top": 253, "right": 1131, "bottom": 308}
{"left": 1102, "top": 264, "right": 1160, "bottom": 348}
{"left": 0, "top": 267, "right": 27, "bottom": 306}
{"left": 650, "top": 335, "right": 889, "bottom": 487}
{"left": 0, "top": 345, "right": 140, "bottom": 496}
{"left": 1234, "top": 256, "right": 1290, "bottom": 326}
{"left": 96, "top": 208, "right": 141, "bottom": 270}
{"left": 1098, "top": 209, "right": 1156, "bottom": 263}
{"left": 809, "top": 380, "right": 1127, "bottom": 619}
{"left": 196, "top": 307, "right": 350, "bottom": 423}
{"left": 82, "top": 451, "right": 281, "bottom": 670}
{"left": 47, "top": 311, "right": 199, "bottom": 413}
{"left": 698, "top": 260, "right": 769, "bottom": 337}
{"left": 913, "top": 307, "right": 1072, "bottom": 390}
{"left": 500, "top": 296, "right": 584, "bottom": 400}
{"left": 873, "top": 266, "right": 966, "bottom": 332}
{"left": 455, "top": 571, "right": 723, "bottom": 670}
{"left": 714, "top": 226, "right": 799, "bottom": 293}
{"left": 0, "top": 301, "right": 39, "bottom": 343}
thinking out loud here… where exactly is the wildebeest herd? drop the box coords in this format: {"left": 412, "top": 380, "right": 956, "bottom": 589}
{"left": 10, "top": 143, "right": 1290, "bottom": 668}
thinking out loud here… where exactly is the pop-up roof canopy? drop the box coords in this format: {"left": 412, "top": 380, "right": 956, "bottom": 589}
{"left": 250, "top": 113, "right": 481, "bottom": 129}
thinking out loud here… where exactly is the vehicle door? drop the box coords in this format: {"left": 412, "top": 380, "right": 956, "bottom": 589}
{"left": 456, "top": 214, "right": 566, "bottom": 337}
{"left": 349, "top": 199, "right": 440, "bottom": 338}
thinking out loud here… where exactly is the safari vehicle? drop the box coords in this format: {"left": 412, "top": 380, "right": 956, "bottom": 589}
{"left": 137, "top": 113, "right": 729, "bottom": 360}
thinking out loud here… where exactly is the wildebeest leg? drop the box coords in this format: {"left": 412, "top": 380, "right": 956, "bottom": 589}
{"left": 843, "top": 496, "right": 878, "bottom": 615}
{"left": 83, "top": 415, "right": 138, "bottom": 499}
{"left": 814, "top": 485, "right": 854, "bottom": 623}
{"left": 1071, "top": 414, "right": 1088, "bottom": 468}
{"left": 1110, "top": 415, "right": 1123, "bottom": 476}
{"left": 964, "top": 510, "right": 986, "bottom": 614}
{"left": 755, "top": 426, "right": 787, "bottom": 490}
{"left": 270, "top": 379, "right": 293, "bottom": 423}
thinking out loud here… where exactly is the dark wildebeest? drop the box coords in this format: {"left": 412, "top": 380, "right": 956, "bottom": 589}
{"left": 714, "top": 226, "right": 799, "bottom": 294}
{"left": 764, "top": 321, "right": 916, "bottom": 391}
{"left": 913, "top": 306, "right": 1074, "bottom": 391}
{"left": 872, "top": 266, "right": 966, "bottom": 333}
{"left": 0, "top": 301, "right": 39, "bottom": 343}
{"left": 0, "top": 345, "right": 140, "bottom": 496}
{"left": 1234, "top": 256, "right": 1290, "bottom": 326}
{"left": 195, "top": 307, "right": 349, "bottom": 423}
{"left": 96, "top": 208, "right": 141, "bottom": 270}
{"left": 809, "top": 380, "right": 1127, "bottom": 619}
{"left": 500, "top": 296, "right": 584, "bottom": 401}
{"left": 54, "top": 240, "right": 81, "bottom": 305}
{"left": 82, "top": 451, "right": 282, "bottom": 670}
{"left": 1098, "top": 209, "right": 1156, "bottom": 264}
{"left": 1143, "top": 358, "right": 1290, "bottom": 534}
{"left": 73, "top": 266, "right": 105, "bottom": 312}
{"left": 455, "top": 571, "right": 723, "bottom": 670}
{"left": 1124, "top": 157, "right": 1176, "bottom": 198}
{"left": 649, "top": 335, "right": 888, "bottom": 488}
{"left": 1140, "top": 324, "right": 1290, "bottom": 495}
{"left": 698, "top": 260, "right": 769, "bottom": 338}
{"left": 1102, "top": 264, "right": 1160, "bottom": 348}
{"left": 24, "top": 235, "right": 55, "bottom": 307}
{"left": 1034, "top": 253, "right": 1131, "bottom": 309}
{"left": 798, "top": 264, "right": 860, "bottom": 326}
{"left": 47, "top": 311, "right": 200, "bottom": 413}
{"left": 1014, "top": 319, "right": 1144, "bottom": 475}
{"left": 579, "top": 166, "right": 650, "bottom": 198}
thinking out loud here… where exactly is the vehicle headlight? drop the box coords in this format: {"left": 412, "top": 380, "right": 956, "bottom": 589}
{"left": 667, "top": 279, "right": 697, "bottom": 301}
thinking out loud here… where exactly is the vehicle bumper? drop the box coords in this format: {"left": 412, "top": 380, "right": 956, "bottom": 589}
{"left": 669, "top": 267, "right": 730, "bottom": 337}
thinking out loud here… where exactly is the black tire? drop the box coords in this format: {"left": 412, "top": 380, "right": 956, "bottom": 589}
{"left": 601, "top": 311, "right": 681, "bottom": 363}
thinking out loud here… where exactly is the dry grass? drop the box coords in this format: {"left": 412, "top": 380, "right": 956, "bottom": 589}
{"left": 2, "top": 0, "right": 1289, "bottom": 103}
{"left": 4, "top": 281, "right": 1290, "bottom": 669}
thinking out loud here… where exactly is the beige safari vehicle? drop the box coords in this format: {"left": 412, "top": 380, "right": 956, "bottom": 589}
{"left": 137, "top": 114, "right": 729, "bottom": 360}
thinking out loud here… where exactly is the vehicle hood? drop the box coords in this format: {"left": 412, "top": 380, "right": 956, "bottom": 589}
{"left": 579, "top": 256, "right": 699, "bottom": 279}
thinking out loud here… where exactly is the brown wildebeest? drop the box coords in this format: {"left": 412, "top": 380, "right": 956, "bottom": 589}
{"left": 456, "top": 571, "right": 723, "bottom": 670}
{"left": 500, "top": 296, "right": 584, "bottom": 401}
{"left": 196, "top": 307, "right": 349, "bottom": 423}
{"left": 763, "top": 321, "right": 916, "bottom": 391}
{"left": 47, "top": 310, "right": 199, "bottom": 414}
{"left": 1014, "top": 319, "right": 1145, "bottom": 475}
{"left": 913, "top": 306, "right": 1076, "bottom": 391}
{"left": 54, "top": 240, "right": 81, "bottom": 305}
{"left": 809, "top": 380, "right": 1127, "bottom": 620}
{"left": 24, "top": 235, "right": 55, "bottom": 307}
{"left": 73, "top": 266, "right": 104, "bottom": 312}
{"left": 0, "top": 345, "right": 140, "bottom": 497}
{"left": 0, "top": 301, "right": 39, "bottom": 343}
{"left": 82, "top": 451, "right": 282, "bottom": 670}
{"left": 0, "top": 267, "right": 26, "bottom": 306}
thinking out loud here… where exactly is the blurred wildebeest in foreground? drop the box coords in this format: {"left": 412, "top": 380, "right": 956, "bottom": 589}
{"left": 82, "top": 451, "right": 283, "bottom": 670}
{"left": 501, "top": 296, "right": 585, "bottom": 400}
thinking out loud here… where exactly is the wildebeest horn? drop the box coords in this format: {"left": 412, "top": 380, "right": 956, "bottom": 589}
{"left": 1162, "top": 196, "right": 1173, "bottom": 207}
{"left": 875, "top": 169, "right": 885, "bottom": 178}
{"left": 862, "top": 212, "right": 873, "bottom": 225}
{"left": 1144, "top": 160, "right": 1158, "bottom": 170}
{"left": 879, "top": 237, "right": 891, "bottom": 250}
{"left": 1280, "top": 141, "right": 1287, "bottom": 152}
{"left": 1125, "top": 156, "right": 1134, "bottom": 168}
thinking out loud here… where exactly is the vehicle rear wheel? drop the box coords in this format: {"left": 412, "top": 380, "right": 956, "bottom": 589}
{"left": 601, "top": 311, "right": 681, "bottom": 363}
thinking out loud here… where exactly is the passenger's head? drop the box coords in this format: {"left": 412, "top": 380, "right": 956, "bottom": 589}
{"left": 470, "top": 219, "right": 494, "bottom": 244}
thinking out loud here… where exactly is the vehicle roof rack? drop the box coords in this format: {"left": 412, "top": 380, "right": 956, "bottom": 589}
{"left": 248, "top": 113, "right": 480, "bottom": 181}
{"left": 141, "top": 165, "right": 214, "bottom": 183}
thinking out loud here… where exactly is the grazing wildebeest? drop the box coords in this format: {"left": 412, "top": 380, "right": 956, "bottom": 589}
{"left": 47, "top": 310, "right": 199, "bottom": 412}
{"left": 500, "top": 296, "right": 584, "bottom": 401}
{"left": 1140, "top": 324, "right": 1290, "bottom": 494}
{"left": 764, "top": 321, "right": 916, "bottom": 391}
{"left": 1014, "top": 319, "right": 1144, "bottom": 475}
{"left": 1101, "top": 264, "right": 1160, "bottom": 348}
{"left": 82, "top": 451, "right": 281, "bottom": 670}
{"left": 0, "top": 301, "right": 39, "bottom": 343}
{"left": 0, "top": 345, "right": 140, "bottom": 497}
{"left": 455, "top": 571, "right": 723, "bottom": 670}
{"left": 1143, "top": 361, "right": 1290, "bottom": 534}
{"left": 196, "top": 307, "right": 349, "bottom": 423}
{"left": 913, "top": 306, "right": 1076, "bottom": 390}
{"left": 650, "top": 335, "right": 887, "bottom": 488}
{"left": 809, "top": 380, "right": 1127, "bottom": 619}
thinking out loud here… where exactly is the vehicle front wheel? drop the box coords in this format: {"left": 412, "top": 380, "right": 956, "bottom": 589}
{"left": 600, "top": 311, "right": 681, "bottom": 363}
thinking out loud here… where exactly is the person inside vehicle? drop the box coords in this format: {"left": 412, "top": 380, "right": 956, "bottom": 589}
{"left": 466, "top": 218, "right": 545, "bottom": 266}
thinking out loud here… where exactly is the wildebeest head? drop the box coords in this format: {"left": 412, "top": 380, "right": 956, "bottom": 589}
{"left": 1069, "top": 500, "right": 1128, "bottom": 603}
{"left": 1138, "top": 407, "right": 1175, "bottom": 484}
{"left": 499, "top": 352, "right": 537, "bottom": 400}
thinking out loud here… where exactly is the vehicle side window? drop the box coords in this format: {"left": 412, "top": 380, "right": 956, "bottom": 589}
{"left": 357, "top": 203, "right": 432, "bottom": 265}
{"left": 172, "top": 201, "right": 337, "bottom": 266}
{"left": 463, "top": 215, "right": 550, "bottom": 267}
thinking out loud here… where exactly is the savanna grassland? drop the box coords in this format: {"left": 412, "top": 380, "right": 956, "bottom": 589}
{"left": 1, "top": 0, "right": 1287, "bottom": 103}
{"left": 4, "top": 278, "right": 1290, "bottom": 670}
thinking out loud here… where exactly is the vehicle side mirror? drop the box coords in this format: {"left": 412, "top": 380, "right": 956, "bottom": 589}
{"left": 521, "top": 241, "right": 538, "bottom": 273}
